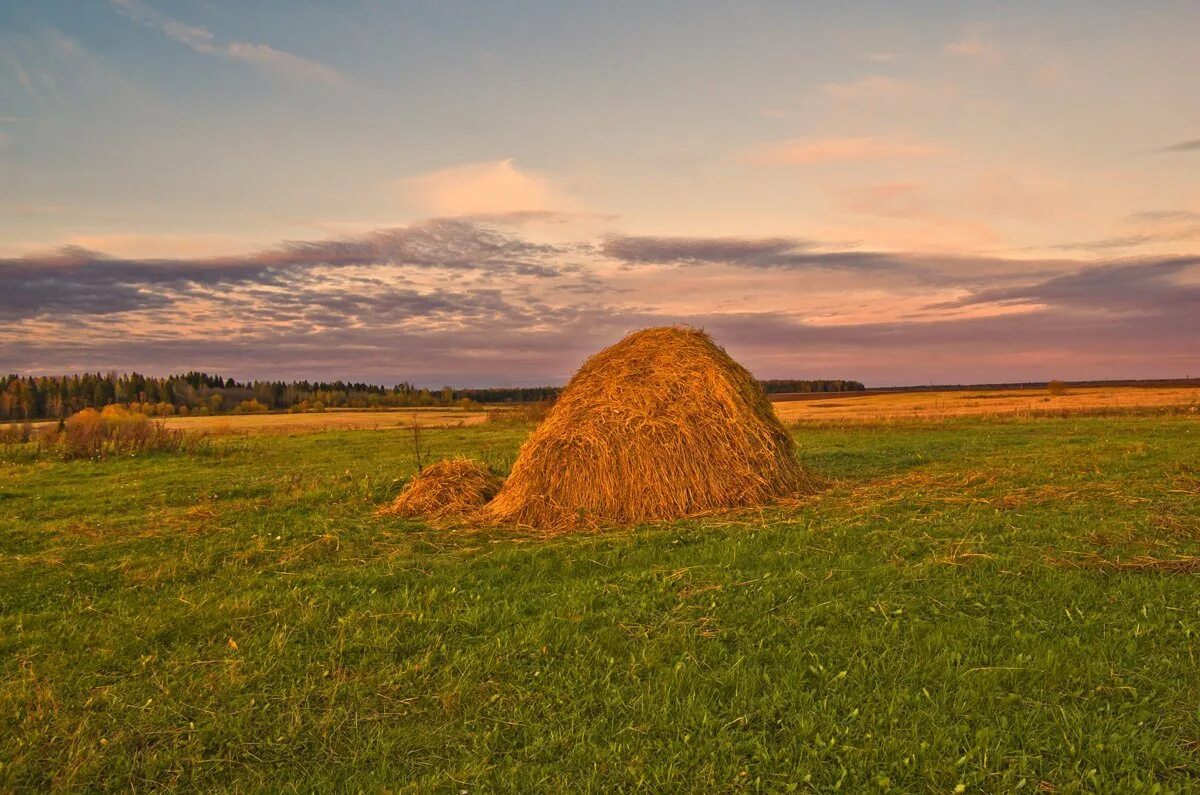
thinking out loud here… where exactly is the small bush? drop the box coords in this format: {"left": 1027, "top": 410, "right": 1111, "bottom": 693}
{"left": 488, "top": 398, "right": 556, "bottom": 426}
{"left": 39, "top": 406, "right": 193, "bottom": 460}
{"left": 1047, "top": 380, "right": 1069, "bottom": 396}
{"left": 232, "top": 399, "right": 269, "bottom": 414}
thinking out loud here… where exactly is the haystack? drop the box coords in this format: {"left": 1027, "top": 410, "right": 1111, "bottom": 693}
{"left": 379, "top": 457, "right": 502, "bottom": 522}
{"left": 482, "top": 326, "right": 809, "bottom": 530}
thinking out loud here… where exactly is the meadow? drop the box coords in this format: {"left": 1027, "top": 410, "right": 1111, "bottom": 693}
{"left": 2, "top": 411, "right": 1199, "bottom": 791}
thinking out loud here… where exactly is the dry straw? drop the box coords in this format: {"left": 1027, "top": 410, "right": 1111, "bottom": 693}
{"left": 481, "top": 326, "right": 811, "bottom": 531}
{"left": 378, "top": 457, "right": 502, "bottom": 522}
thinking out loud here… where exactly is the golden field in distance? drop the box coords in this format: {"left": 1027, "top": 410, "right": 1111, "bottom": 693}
{"left": 771, "top": 385, "right": 1200, "bottom": 424}
{"left": 163, "top": 408, "right": 489, "bottom": 434}
{"left": 20, "top": 407, "right": 489, "bottom": 437}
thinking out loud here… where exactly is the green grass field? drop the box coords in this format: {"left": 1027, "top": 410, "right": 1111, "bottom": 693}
{"left": 2, "top": 417, "right": 1199, "bottom": 792}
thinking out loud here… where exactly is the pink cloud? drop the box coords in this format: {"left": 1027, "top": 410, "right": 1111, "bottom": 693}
{"left": 400, "top": 159, "right": 578, "bottom": 217}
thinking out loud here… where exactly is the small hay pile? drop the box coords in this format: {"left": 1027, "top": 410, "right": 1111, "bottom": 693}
{"left": 379, "top": 457, "right": 502, "bottom": 522}
{"left": 481, "top": 326, "right": 810, "bottom": 530}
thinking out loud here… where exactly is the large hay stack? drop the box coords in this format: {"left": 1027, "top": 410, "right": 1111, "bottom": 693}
{"left": 379, "top": 457, "right": 502, "bottom": 522}
{"left": 482, "top": 326, "right": 808, "bottom": 530}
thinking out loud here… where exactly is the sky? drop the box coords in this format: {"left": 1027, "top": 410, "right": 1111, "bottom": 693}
{"left": 1, "top": 0, "right": 1197, "bottom": 387}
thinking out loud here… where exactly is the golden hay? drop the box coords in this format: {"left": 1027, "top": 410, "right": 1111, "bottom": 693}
{"left": 379, "top": 457, "right": 502, "bottom": 522}
{"left": 481, "top": 326, "right": 810, "bottom": 531}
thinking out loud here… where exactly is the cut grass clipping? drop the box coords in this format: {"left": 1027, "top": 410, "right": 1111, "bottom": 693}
{"left": 482, "top": 326, "right": 812, "bottom": 531}
{"left": 378, "top": 457, "right": 501, "bottom": 522}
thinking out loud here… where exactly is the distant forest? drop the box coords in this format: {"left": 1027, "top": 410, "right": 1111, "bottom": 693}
{"left": 0, "top": 372, "right": 865, "bottom": 421}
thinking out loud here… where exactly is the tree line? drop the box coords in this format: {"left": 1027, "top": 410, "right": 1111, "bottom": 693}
{"left": 0, "top": 372, "right": 863, "bottom": 421}
{"left": 759, "top": 379, "right": 865, "bottom": 395}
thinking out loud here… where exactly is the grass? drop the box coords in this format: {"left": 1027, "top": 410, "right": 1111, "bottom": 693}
{"left": 1, "top": 416, "right": 1199, "bottom": 791}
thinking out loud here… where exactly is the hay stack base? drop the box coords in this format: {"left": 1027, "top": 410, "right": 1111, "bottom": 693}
{"left": 482, "top": 326, "right": 810, "bottom": 531}
{"left": 379, "top": 458, "right": 502, "bottom": 523}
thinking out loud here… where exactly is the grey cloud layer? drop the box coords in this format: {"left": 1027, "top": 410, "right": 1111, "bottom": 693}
{"left": 936, "top": 258, "right": 1200, "bottom": 312}
{"left": 0, "top": 219, "right": 565, "bottom": 320}
{"left": 4, "top": 222, "right": 1198, "bottom": 384}
{"left": 601, "top": 235, "right": 896, "bottom": 272}
{"left": 1156, "top": 138, "right": 1200, "bottom": 154}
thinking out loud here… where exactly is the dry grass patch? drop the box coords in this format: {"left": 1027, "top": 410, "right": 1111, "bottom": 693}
{"left": 378, "top": 458, "right": 503, "bottom": 523}
{"left": 1050, "top": 552, "right": 1200, "bottom": 575}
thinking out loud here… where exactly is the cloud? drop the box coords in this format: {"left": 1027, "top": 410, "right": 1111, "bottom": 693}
{"left": 0, "top": 219, "right": 567, "bottom": 320}
{"left": 944, "top": 36, "right": 1001, "bottom": 59}
{"left": 1153, "top": 138, "right": 1200, "bottom": 154}
{"left": 401, "top": 159, "right": 577, "bottom": 217}
{"left": 1046, "top": 210, "right": 1200, "bottom": 252}
{"left": 820, "top": 75, "right": 920, "bottom": 102}
{"left": 0, "top": 28, "right": 137, "bottom": 109}
{"left": 746, "top": 137, "right": 943, "bottom": 166}
{"left": 107, "top": 0, "right": 345, "bottom": 86}
{"left": 934, "top": 258, "right": 1200, "bottom": 313}
{"left": 2, "top": 223, "right": 1197, "bottom": 385}
{"left": 1128, "top": 210, "right": 1200, "bottom": 223}
{"left": 601, "top": 235, "right": 897, "bottom": 273}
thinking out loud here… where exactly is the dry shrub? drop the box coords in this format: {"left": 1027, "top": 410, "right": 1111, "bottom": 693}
{"left": 481, "top": 326, "right": 811, "bottom": 531}
{"left": 487, "top": 398, "right": 556, "bottom": 426}
{"left": 46, "top": 406, "right": 189, "bottom": 459}
{"left": 1047, "top": 380, "right": 1069, "bottom": 396}
{"left": 379, "top": 457, "right": 503, "bottom": 522}
{"left": 0, "top": 422, "right": 34, "bottom": 445}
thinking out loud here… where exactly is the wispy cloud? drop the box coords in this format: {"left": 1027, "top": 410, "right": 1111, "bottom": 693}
{"left": 1128, "top": 210, "right": 1200, "bottom": 223}
{"left": 935, "top": 258, "right": 1200, "bottom": 313}
{"left": 820, "top": 75, "right": 919, "bottom": 101}
{"left": 601, "top": 235, "right": 896, "bottom": 273}
{"left": 944, "top": 35, "right": 1002, "bottom": 59}
{"left": 0, "top": 28, "right": 137, "bottom": 109}
{"left": 1153, "top": 138, "right": 1200, "bottom": 154}
{"left": 746, "top": 136, "right": 943, "bottom": 166}
{"left": 107, "top": 0, "right": 345, "bottom": 86}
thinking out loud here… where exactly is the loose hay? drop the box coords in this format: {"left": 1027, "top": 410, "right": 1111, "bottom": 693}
{"left": 1051, "top": 552, "right": 1200, "bottom": 575}
{"left": 379, "top": 458, "right": 502, "bottom": 522}
{"left": 481, "top": 326, "right": 812, "bottom": 531}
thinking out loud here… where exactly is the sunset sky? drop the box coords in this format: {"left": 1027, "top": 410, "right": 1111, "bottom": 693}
{"left": 2, "top": 1, "right": 1197, "bottom": 386}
